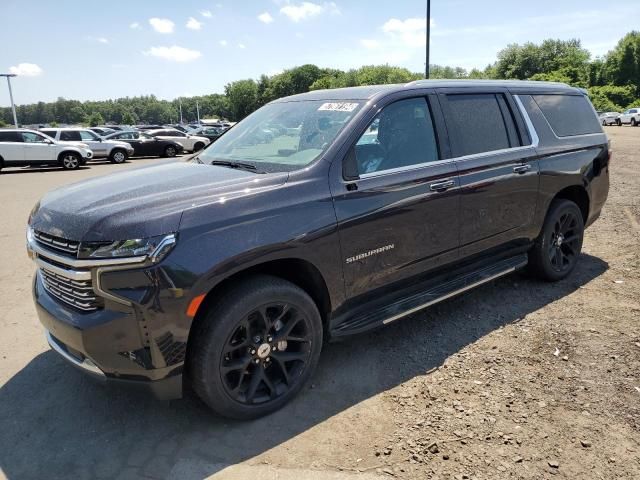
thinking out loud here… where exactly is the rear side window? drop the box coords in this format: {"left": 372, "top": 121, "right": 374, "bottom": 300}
{"left": 0, "top": 131, "right": 21, "bottom": 142}
{"left": 60, "top": 131, "right": 82, "bottom": 141}
{"left": 40, "top": 130, "right": 56, "bottom": 138}
{"left": 444, "top": 93, "right": 521, "bottom": 157}
{"left": 533, "top": 94, "right": 601, "bottom": 137}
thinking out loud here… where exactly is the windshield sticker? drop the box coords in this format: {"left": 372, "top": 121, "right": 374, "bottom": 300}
{"left": 318, "top": 102, "right": 359, "bottom": 112}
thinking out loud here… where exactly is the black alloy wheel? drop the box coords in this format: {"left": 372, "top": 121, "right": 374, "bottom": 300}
{"left": 528, "top": 199, "right": 584, "bottom": 281}
{"left": 189, "top": 275, "right": 323, "bottom": 419}
{"left": 220, "top": 303, "right": 313, "bottom": 405}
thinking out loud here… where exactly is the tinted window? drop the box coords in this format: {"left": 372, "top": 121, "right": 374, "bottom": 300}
{"left": 115, "top": 132, "right": 138, "bottom": 140}
{"left": 60, "top": 131, "right": 82, "bottom": 141}
{"left": 445, "top": 93, "right": 519, "bottom": 157}
{"left": 40, "top": 130, "right": 56, "bottom": 138}
{"left": 0, "top": 131, "right": 21, "bottom": 142}
{"left": 354, "top": 97, "right": 439, "bottom": 175}
{"left": 533, "top": 94, "right": 601, "bottom": 137}
{"left": 21, "top": 132, "right": 48, "bottom": 143}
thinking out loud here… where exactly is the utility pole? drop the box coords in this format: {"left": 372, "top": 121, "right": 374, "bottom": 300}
{"left": 0, "top": 73, "right": 18, "bottom": 127}
{"left": 179, "top": 98, "right": 183, "bottom": 124}
{"left": 425, "top": 0, "right": 431, "bottom": 79}
{"left": 196, "top": 100, "right": 200, "bottom": 125}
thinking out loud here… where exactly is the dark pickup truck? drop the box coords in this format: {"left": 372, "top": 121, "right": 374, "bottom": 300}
{"left": 27, "top": 80, "right": 609, "bottom": 419}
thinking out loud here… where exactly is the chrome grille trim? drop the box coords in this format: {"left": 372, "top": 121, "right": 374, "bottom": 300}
{"left": 33, "top": 230, "right": 80, "bottom": 256}
{"left": 37, "top": 259, "right": 101, "bottom": 312}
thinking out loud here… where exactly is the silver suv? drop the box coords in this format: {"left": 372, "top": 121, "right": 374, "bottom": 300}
{"left": 0, "top": 129, "right": 93, "bottom": 171}
{"left": 40, "top": 128, "right": 134, "bottom": 163}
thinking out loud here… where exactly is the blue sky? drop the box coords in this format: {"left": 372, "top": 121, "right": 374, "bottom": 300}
{"left": 1, "top": 0, "right": 639, "bottom": 106}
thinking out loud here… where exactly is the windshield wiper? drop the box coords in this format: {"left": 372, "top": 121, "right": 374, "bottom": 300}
{"left": 210, "top": 160, "right": 265, "bottom": 173}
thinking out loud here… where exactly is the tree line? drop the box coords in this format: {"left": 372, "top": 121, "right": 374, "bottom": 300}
{"left": 1, "top": 31, "right": 638, "bottom": 127}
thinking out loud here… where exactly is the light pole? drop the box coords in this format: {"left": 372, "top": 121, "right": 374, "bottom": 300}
{"left": 0, "top": 73, "right": 18, "bottom": 127}
{"left": 425, "top": 0, "right": 431, "bottom": 79}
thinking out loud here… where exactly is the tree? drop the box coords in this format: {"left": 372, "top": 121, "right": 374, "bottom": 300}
{"left": 601, "top": 31, "right": 640, "bottom": 95}
{"left": 121, "top": 111, "right": 137, "bottom": 125}
{"left": 225, "top": 80, "right": 259, "bottom": 121}
{"left": 86, "top": 112, "right": 104, "bottom": 127}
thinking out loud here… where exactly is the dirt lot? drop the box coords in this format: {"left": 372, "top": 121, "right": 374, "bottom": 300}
{"left": 0, "top": 128, "right": 639, "bottom": 480}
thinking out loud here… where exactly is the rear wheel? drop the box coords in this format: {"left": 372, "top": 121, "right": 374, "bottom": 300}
{"left": 602, "top": 119, "right": 607, "bottom": 126}
{"left": 164, "top": 145, "right": 177, "bottom": 157}
{"left": 616, "top": 119, "right": 622, "bottom": 126}
{"left": 189, "top": 275, "right": 323, "bottom": 419}
{"left": 109, "top": 149, "right": 127, "bottom": 164}
{"left": 193, "top": 142, "right": 205, "bottom": 152}
{"left": 527, "top": 199, "right": 584, "bottom": 282}
{"left": 59, "top": 152, "right": 81, "bottom": 170}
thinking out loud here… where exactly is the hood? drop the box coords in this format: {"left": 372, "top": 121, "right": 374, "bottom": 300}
{"left": 31, "top": 161, "right": 288, "bottom": 242}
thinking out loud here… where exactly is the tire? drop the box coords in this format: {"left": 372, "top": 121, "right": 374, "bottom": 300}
{"left": 602, "top": 119, "right": 607, "bottom": 126}
{"left": 164, "top": 145, "right": 177, "bottom": 158}
{"left": 189, "top": 275, "right": 323, "bottom": 419}
{"left": 616, "top": 119, "right": 622, "bottom": 126}
{"left": 109, "top": 149, "right": 127, "bottom": 164}
{"left": 527, "top": 199, "right": 584, "bottom": 282}
{"left": 632, "top": 118, "right": 638, "bottom": 127}
{"left": 59, "top": 152, "right": 81, "bottom": 170}
{"left": 193, "top": 142, "right": 205, "bottom": 152}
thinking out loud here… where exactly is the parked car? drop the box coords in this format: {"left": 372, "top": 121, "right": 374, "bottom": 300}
{"left": 147, "top": 128, "right": 210, "bottom": 152}
{"left": 617, "top": 107, "right": 640, "bottom": 126}
{"left": 189, "top": 126, "right": 225, "bottom": 143}
{"left": 89, "top": 127, "right": 116, "bottom": 136}
{"left": 40, "top": 128, "right": 134, "bottom": 163}
{"left": 104, "top": 131, "right": 184, "bottom": 157}
{"left": 166, "top": 124, "right": 195, "bottom": 134}
{"left": 27, "top": 80, "right": 609, "bottom": 419}
{"left": 0, "top": 129, "right": 92, "bottom": 171}
{"left": 136, "top": 125, "right": 164, "bottom": 131}
{"left": 598, "top": 112, "right": 620, "bottom": 126}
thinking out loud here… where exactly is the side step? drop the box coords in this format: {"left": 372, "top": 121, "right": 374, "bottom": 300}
{"left": 332, "top": 254, "right": 528, "bottom": 336}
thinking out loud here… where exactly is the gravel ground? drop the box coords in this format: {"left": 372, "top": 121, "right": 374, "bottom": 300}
{"left": 0, "top": 128, "right": 638, "bottom": 480}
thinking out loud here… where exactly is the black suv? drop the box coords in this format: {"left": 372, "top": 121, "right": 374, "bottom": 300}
{"left": 27, "top": 80, "right": 609, "bottom": 419}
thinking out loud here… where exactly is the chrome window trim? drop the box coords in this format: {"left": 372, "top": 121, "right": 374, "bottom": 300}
{"left": 355, "top": 93, "right": 541, "bottom": 180}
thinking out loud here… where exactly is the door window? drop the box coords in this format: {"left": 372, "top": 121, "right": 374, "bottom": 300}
{"left": 445, "top": 93, "right": 520, "bottom": 157}
{"left": 533, "top": 94, "right": 601, "bottom": 137}
{"left": 0, "top": 131, "right": 22, "bottom": 142}
{"left": 79, "top": 130, "right": 99, "bottom": 141}
{"left": 21, "top": 132, "right": 49, "bottom": 143}
{"left": 60, "top": 131, "right": 82, "bottom": 141}
{"left": 354, "top": 97, "right": 439, "bottom": 175}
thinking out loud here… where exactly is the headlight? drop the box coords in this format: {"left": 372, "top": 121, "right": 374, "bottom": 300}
{"left": 78, "top": 233, "right": 177, "bottom": 262}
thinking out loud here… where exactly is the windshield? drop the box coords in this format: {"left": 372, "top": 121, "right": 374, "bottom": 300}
{"left": 196, "top": 100, "right": 362, "bottom": 172}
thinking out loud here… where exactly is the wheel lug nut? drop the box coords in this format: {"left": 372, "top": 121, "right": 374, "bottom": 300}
{"left": 273, "top": 346, "right": 278, "bottom": 351}
{"left": 254, "top": 358, "right": 260, "bottom": 364}
{"left": 267, "top": 336, "right": 273, "bottom": 342}
{"left": 250, "top": 349, "right": 256, "bottom": 355}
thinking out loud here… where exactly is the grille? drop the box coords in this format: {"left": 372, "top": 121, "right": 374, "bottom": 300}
{"left": 34, "top": 230, "right": 80, "bottom": 256}
{"left": 39, "top": 267, "right": 101, "bottom": 312}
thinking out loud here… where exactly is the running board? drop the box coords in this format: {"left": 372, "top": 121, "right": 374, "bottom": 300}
{"left": 332, "top": 254, "right": 528, "bottom": 336}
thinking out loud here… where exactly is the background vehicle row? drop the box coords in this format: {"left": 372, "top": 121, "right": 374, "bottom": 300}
{"left": 40, "top": 128, "right": 134, "bottom": 164}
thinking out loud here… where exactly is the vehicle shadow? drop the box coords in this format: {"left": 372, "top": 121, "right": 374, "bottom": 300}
{"left": 0, "top": 254, "right": 608, "bottom": 479}
{"left": 0, "top": 166, "right": 91, "bottom": 175}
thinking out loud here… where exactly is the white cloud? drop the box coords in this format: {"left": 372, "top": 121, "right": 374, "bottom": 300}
{"left": 258, "top": 12, "right": 274, "bottom": 24}
{"left": 186, "top": 17, "right": 203, "bottom": 30}
{"left": 143, "top": 46, "right": 202, "bottom": 62}
{"left": 219, "top": 40, "right": 228, "bottom": 47}
{"left": 280, "top": 2, "right": 339, "bottom": 22}
{"left": 97, "top": 37, "right": 109, "bottom": 44}
{"left": 200, "top": 10, "right": 212, "bottom": 18}
{"left": 360, "top": 39, "right": 379, "bottom": 49}
{"left": 381, "top": 17, "right": 435, "bottom": 48}
{"left": 149, "top": 18, "right": 175, "bottom": 34}
{"left": 8, "top": 63, "right": 43, "bottom": 77}
{"left": 238, "top": 43, "right": 247, "bottom": 49}
{"left": 129, "top": 22, "right": 140, "bottom": 29}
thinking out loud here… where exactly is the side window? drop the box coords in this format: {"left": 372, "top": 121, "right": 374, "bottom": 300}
{"left": 60, "top": 131, "right": 82, "bottom": 141}
{"left": 445, "top": 93, "right": 519, "bottom": 157}
{"left": 532, "top": 94, "right": 601, "bottom": 137}
{"left": 40, "top": 130, "right": 56, "bottom": 139}
{"left": 0, "top": 131, "right": 21, "bottom": 142}
{"left": 79, "top": 130, "right": 98, "bottom": 141}
{"left": 172, "top": 131, "right": 186, "bottom": 137}
{"left": 21, "top": 132, "right": 48, "bottom": 143}
{"left": 354, "top": 98, "right": 439, "bottom": 175}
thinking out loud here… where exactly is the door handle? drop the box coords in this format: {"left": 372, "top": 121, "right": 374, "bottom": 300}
{"left": 513, "top": 164, "right": 532, "bottom": 174}
{"left": 429, "top": 179, "right": 456, "bottom": 191}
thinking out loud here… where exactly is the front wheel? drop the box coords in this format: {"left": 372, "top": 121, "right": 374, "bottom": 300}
{"left": 109, "top": 149, "right": 127, "bottom": 164}
{"left": 632, "top": 118, "right": 638, "bottom": 127}
{"left": 527, "top": 199, "right": 584, "bottom": 282}
{"left": 60, "top": 153, "right": 81, "bottom": 170}
{"left": 616, "top": 119, "right": 622, "bottom": 126}
{"left": 189, "top": 275, "right": 323, "bottom": 419}
{"left": 602, "top": 119, "right": 607, "bottom": 126}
